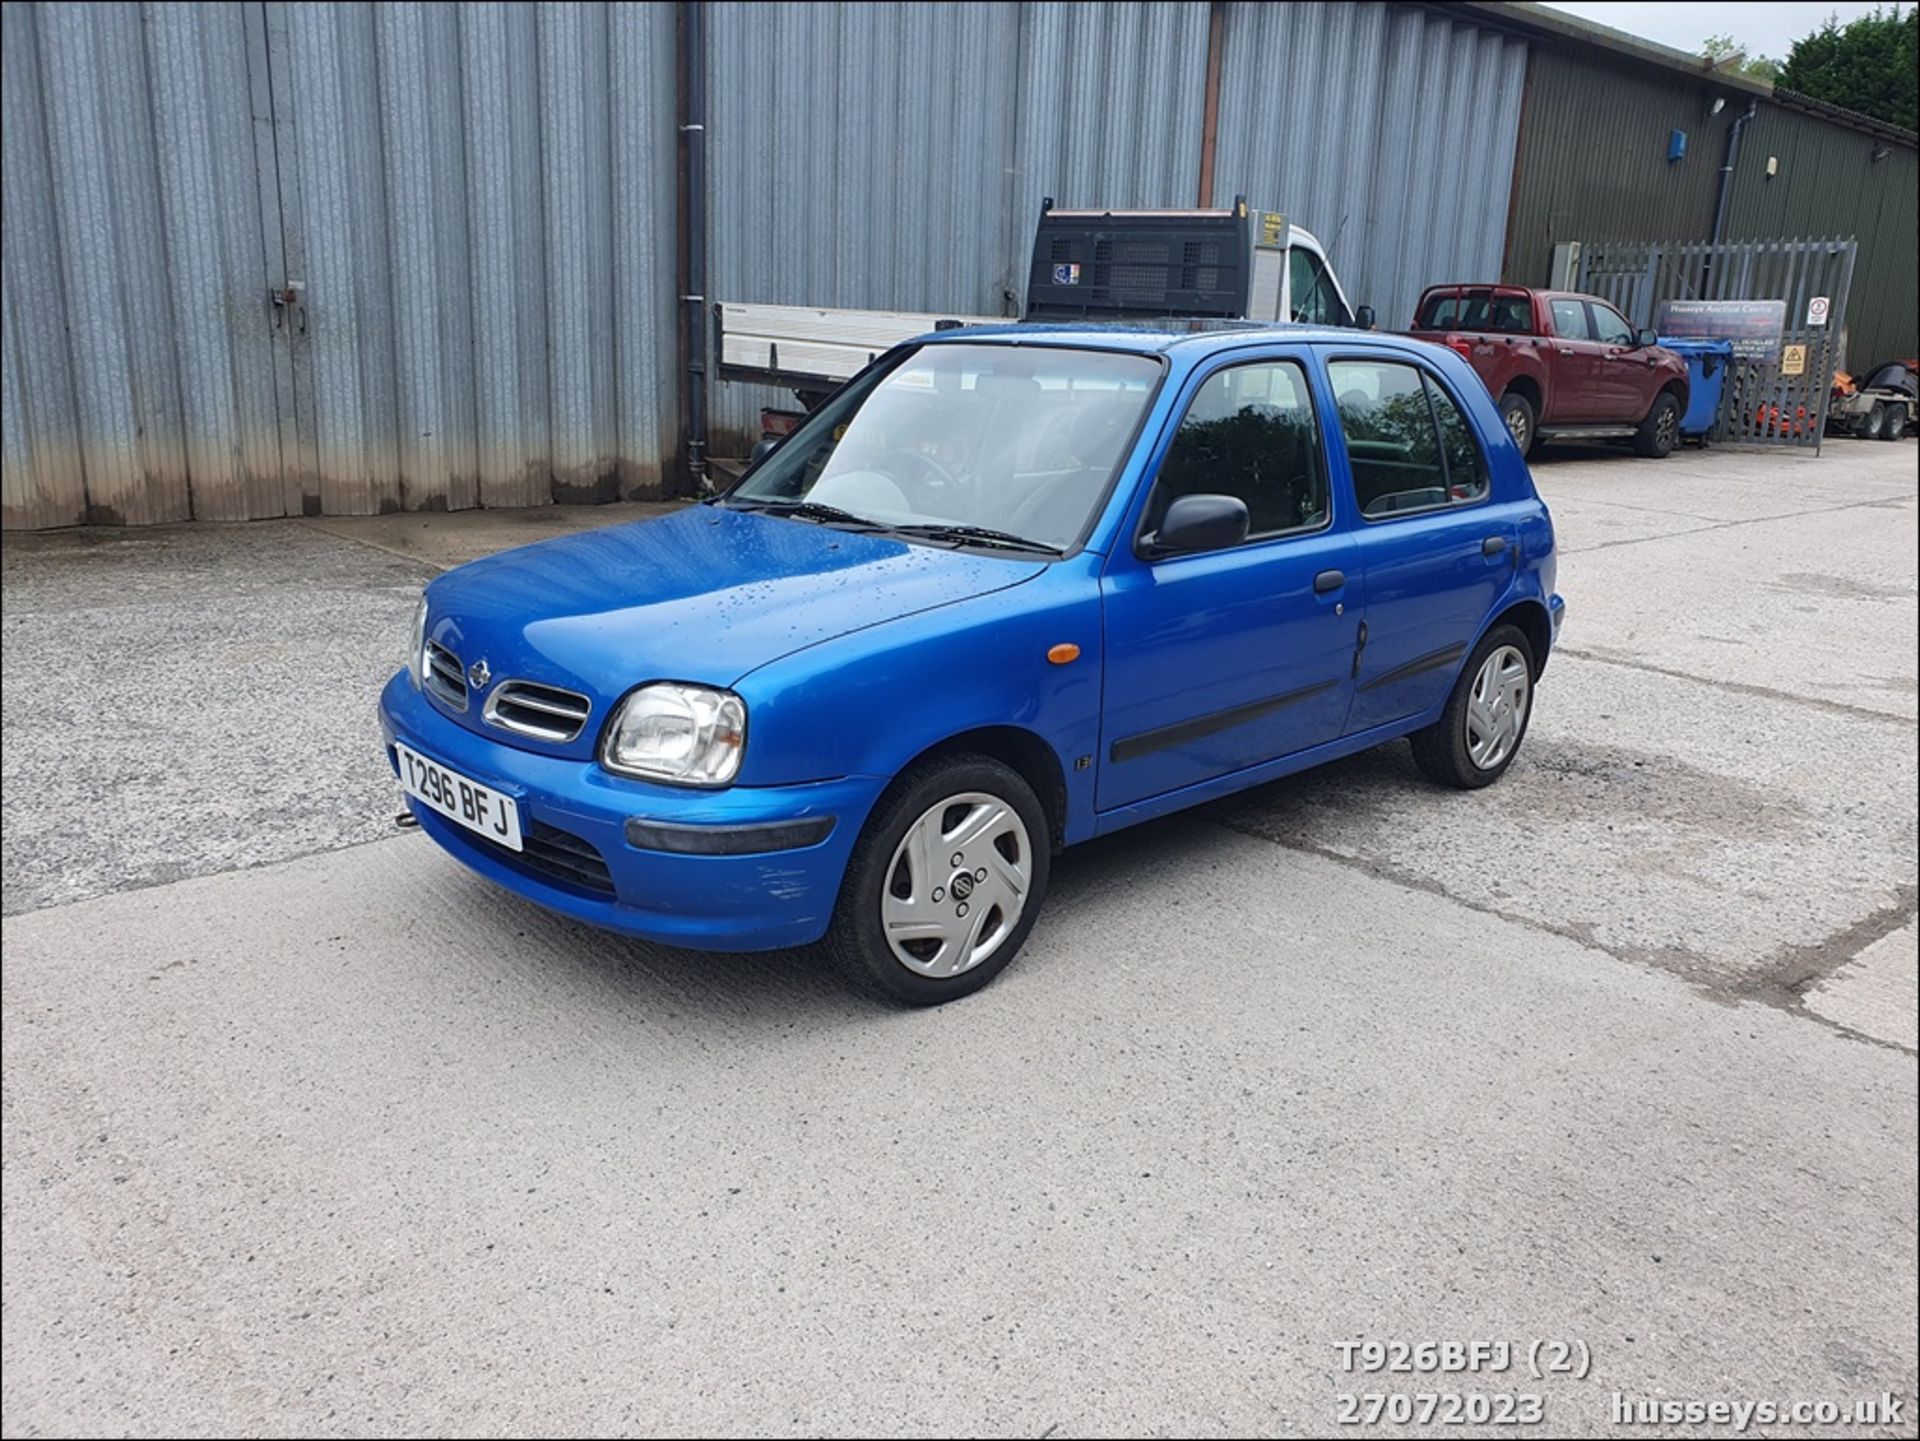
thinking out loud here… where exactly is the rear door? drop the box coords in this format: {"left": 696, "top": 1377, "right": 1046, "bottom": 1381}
{"left": 1097, "top": 350, "right": 1359, "bottom": 811}
{"left": 1323, "top": 352, "right": 1517, "bottom": 735}
{"left": 1543, "top": 297, "right": 1604, "bottom": 421}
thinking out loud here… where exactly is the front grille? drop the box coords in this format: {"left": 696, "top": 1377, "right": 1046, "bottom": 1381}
{"left": 471, "top": 818, "right": 615, "bottom": 897}
{"left": 484, "top": 680, "right": 591, "bottom": 743}
{"left": 424, "top": 639, "right": 467, "bottom": 710}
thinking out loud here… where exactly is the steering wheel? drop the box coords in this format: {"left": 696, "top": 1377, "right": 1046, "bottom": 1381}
{"left": 885, "top": 446, "right": 965, "bottom": 495}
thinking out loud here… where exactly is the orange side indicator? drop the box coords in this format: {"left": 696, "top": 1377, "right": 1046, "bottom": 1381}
{"left": 1047, "top": 643, "right": 1081, "bottom": 665}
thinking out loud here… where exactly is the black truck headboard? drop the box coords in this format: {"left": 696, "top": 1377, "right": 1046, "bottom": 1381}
{"left": 1024, "top": 204, "right": 1253, "bottom": 321}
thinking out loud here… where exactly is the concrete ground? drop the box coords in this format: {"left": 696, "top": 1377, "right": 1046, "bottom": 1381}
{"left": 2, "top": 438, "right": 1915, "bottom": 1436}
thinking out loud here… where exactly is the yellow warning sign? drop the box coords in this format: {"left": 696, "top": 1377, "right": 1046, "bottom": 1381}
{"left": 1261, "top": 211, "right": 1286, "bottom": 246}
{"left": 1781, "top": 344, "right": 1807, "bottom": 377}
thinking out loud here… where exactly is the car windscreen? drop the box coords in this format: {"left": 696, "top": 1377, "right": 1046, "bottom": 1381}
{"left": 726, "top": 343, "right": 1162, "bottom": 552}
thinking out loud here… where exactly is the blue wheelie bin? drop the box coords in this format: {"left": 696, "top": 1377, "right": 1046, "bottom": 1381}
{"left": 1658, "top": 337, "right": 1734, "bottom": 442}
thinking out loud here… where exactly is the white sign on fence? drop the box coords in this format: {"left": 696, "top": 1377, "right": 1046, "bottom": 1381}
{"left": 1807, "top": 296, "right": 1831, "bottom": 327}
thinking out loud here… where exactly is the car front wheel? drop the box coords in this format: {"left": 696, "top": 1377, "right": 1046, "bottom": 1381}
{"left": 1410, "top": 625, "right": 1537, "bottom": 789}
{"left": 825, "top": 754, "right": 1051, "bottom": 1004}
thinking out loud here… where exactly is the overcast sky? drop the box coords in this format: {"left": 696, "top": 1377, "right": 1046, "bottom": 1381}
{"left": 1539, "top": 2, "right": 1891, "bottom": 60}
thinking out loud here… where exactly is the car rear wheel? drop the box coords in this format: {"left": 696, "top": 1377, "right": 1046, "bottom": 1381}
{"left": 1410, "top": 624, "right": 1536, "bottom": 789}
{"left": 1498, "top": 392, "right": 1537, "bottom": 456}
{"left": 825, "top": 754, "right": 1050, "bottom": 1005}
{"left": 1879, "top": 404, "right": 1907, "bottom": 441}
{"left": 1861, "top": 401, "right": 1887, "bottom": 440}
{"left": 1633, "top": 391, "right": 1681, "bottom": 458}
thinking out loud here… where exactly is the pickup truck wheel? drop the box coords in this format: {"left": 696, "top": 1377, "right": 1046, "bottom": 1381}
{"left": 825, "top": 755, "right": 1050, "bottom": 1005}
{"left": 1410, "top": 625, "right": 1536, "bottom": 790}
{"left": 1498, "top": 392, "right": 1536, "bottom": 456}
{"left": 1633, "top": 392, "right": 1681, "bottom": 458}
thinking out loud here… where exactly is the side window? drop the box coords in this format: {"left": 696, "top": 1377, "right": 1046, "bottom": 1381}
{"left": 1147, "top": 360, "right": 1328, "bottom": 542}
{"left": 1329, "top": 359, "right": 1488, "bottom": 518}
{"left": 1548, "top": 299, "right": 1590, "bottom": 340}
{"left": 1289, "top": 248, "right": 1333, "bottom": 324}
{"left": 1587, "top": 302, "right": 1634, "bottom": 346}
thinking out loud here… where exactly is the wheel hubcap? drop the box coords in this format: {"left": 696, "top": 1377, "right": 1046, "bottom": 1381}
{"left": 1657, "top": 407, "right": 1677, "bottom": 447}
{"left": 1465, "top": 645, "right": 1530, "bottom": 770}
{"left": 882, "top": 792, "right": 1032, "bottom": 977}
{"left": 1506, "top": 408, "right": 1529, "bottom": 447}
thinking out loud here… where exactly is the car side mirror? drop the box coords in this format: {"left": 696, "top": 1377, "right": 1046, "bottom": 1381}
{"left": 1146, "top": 494, "right": 1250, "bottom": 556}
{"left": 1635, "top": 328, "right": 1659, "bottom": 348}
{"left": 1355, "top": 304, "right": 1376, "bottom": 331}
{"left": 749, "top": 437, "right": 778, "bottom": 468}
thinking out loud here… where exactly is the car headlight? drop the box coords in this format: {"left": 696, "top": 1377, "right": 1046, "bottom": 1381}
{"left": 601, "top": 683, "right": 746, "bottom": 786}
{"left": 407, "top": 596, "right": 427, "bottom": 689}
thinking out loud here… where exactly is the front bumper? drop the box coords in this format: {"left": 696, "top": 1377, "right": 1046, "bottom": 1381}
{"left": 379, "top": 672, "right": 883, "bottom": 951}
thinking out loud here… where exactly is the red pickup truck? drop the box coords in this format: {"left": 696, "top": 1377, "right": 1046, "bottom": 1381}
{"left": 1409, "top": 285, "right": 1690, "bottom": 458}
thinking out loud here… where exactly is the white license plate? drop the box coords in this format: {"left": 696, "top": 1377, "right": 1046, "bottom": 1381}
{"left": 396, "top": 742, "right": 522, "bottom": 852}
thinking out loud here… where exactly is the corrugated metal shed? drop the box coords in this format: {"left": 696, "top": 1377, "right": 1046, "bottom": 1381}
{"left": 1212, "top": 2, "right": 1527, "bottom": 331}
{"left": 7, "top": 0, "right": 1910, "bottom": 530}
{"left": 1723, "top": 105, "right": 1918, "bottom": 368}
{"left": 1, "top": 0, "right": 678, "bottom": 529}
{"left": 1503, "top": 34, "right": 1917, "bottom": 367}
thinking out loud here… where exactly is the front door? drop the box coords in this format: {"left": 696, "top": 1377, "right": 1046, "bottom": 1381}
{"left": 1586, "top": 298, "right": 1654, "bottom": 421}
{"left": 1097, "top": 352, "right": 1359, "bottom": 812}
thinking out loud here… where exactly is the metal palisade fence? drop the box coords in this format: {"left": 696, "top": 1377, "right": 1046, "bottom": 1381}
{"left": 1576, "top": 237, "right": 1858, "bottom": 449}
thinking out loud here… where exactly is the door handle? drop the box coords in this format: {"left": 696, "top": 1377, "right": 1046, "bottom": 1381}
{"left": 1481, "top": 536, "right": 1508, "bottom": 556}
{"left": 1313, "top": 568, "right": 1345, "bottom": 594}
{"left": 1557, "top": 347, "right": 1574, "bottom": 356}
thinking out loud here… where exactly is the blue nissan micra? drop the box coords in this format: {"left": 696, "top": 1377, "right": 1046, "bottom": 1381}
{"left": 380, "top": 324, "right": 1562, "bottom": 1003}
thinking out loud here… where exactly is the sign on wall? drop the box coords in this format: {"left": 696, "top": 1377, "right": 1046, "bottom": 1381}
{"left": 1781, "top": 344, "right": 1807, "bottom": 376}
{"left": 1655, "top": 299, "right": 1789, "bottom": 362}
{"left": 1807, "top": 296, "right": 1830, "bottom": 327}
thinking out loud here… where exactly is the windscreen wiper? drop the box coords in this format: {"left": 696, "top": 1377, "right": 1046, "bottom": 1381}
{"left": 724, "top": 497, "right": 883, "bottom": 530}
{"left": 885, "top": 523, "right": 1064, "bottom": 556}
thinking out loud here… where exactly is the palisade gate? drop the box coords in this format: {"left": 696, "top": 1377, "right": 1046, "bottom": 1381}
{"left": 1575, "top": 237, "right": 1858, "bottom": 450}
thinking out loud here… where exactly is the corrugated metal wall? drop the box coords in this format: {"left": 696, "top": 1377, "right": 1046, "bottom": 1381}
{"left": 1501, "top": 43, "right": 1738, "bottom": 295}
{"left": 705, "top": 0, "right": 1213, "bottom": 446}
{"left": 707, "top": 0, "right": 1519, "bottom": 441}
{"left": 1211, "top": 2, "right": 1527, "bottom": 332}
{"left": 1723, "top": 106, "right": 1919, "bottom": 368}
{"left": 1, "top": 0, "right": 678, "bottom": 530}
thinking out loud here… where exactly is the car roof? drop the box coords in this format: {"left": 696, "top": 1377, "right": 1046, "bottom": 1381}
{"left": 914, "top": 320, "right": 1434, "bottom": 359}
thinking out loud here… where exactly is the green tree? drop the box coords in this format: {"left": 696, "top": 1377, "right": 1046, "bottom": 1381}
{"left": 1777, "top": 5, "right": 1918, "bottom": 130}
{"left": 1701, "top": 33, "right": 1784, "bottom": 83}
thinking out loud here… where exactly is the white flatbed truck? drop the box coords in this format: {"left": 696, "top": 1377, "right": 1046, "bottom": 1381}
{"left": 715, "top": 199, "right": 1372, "bottom": 420}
